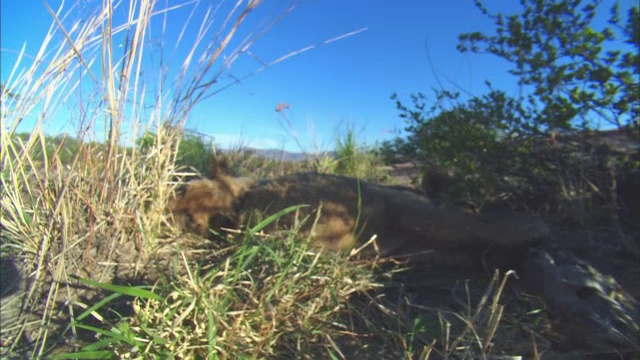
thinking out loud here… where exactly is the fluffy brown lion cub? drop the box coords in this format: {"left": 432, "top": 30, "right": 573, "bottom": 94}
{"left": 168, "top": 164, "right": 256, "bottom": 237}
{"left": 169, "top": 163, "right": 549, "bottom": 258}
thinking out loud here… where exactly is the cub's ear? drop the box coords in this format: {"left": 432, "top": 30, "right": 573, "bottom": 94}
{"left": 208, "top": 156, "right": 231, "bottom": 179}
{"left": 421, "top": 166, "right": 455, "bottom": 202}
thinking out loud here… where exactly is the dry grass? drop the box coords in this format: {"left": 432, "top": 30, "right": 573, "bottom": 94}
{"left": 0, "top": 0, "right": 320, "bottom": 357}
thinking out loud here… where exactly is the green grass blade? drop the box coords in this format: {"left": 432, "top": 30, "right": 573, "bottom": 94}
{"left": 72, "top": 324, "right": 132, "bottom": 344}
{"left": 73, "top": 292, "right": 124, "bottom": 323}
{"left": 72, "top": 275, "right": 161, "bottom": 300}
{"left": 248, "top": 204, "right": 307, "bottom": 234}
{"left": 50, "top": 350, "right": 115, "bottom": 359}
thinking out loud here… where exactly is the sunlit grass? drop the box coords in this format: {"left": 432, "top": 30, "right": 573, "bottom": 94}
{"left": 333, "top": 124, "right": 390, "bottom": 181}
{"left": 46, "top": 218, "right": 533, "bottom": 359}
{"left": 0, "top": 0, "right": 304, "bottom": 357}
{"left": 57, "top": 225, "right": 382, "bottom": 359}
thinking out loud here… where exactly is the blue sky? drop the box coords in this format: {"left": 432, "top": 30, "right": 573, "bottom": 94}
{"left": 1, "top": 0, "right": 635, "bottom": 152}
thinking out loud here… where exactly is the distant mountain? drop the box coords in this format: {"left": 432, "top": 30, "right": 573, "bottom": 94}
{"left": 221, "top": 147, "right": 336, "bottom": 161}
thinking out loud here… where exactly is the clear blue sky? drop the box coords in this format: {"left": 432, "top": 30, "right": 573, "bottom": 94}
{"left": 1, "top": 1, "right": 635, "bottom": 152}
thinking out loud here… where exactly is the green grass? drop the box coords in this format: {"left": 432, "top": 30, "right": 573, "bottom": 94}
{"left": 49, "top": 211, "right": 382, "bottom": 359}
{"left": 332, "top": 124, "right": 391, "bottom": 182}
{"left": 45, "top": 223, "right": 535, "bottom": 359}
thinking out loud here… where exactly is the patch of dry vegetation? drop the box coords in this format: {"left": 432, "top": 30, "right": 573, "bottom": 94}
{"left": 0, "top": 0, "right": 311, "bottom": 357}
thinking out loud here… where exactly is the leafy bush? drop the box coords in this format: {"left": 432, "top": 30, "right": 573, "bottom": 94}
{"left": 458, "top": 0, "right": 639, "bottom": 130}
{"left": 385, "top": 0, "right": 640, "bottom": 214}
{"left": 389, "top": 89, "right": 535, "bottom": 204}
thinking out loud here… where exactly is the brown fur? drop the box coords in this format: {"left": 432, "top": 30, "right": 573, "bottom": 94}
{"left": 168, "top": 171, "right": 255, "bottom": 237}
{"left": 169, "top": 163, "right": 549, "bottom": 258}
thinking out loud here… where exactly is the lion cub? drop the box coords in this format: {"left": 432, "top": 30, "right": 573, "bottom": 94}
{"left": 169, "top": 162, "right": 548, "bottom": 258}
{"left": 168, "top": 161, "right": 256, "bottom": 237}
